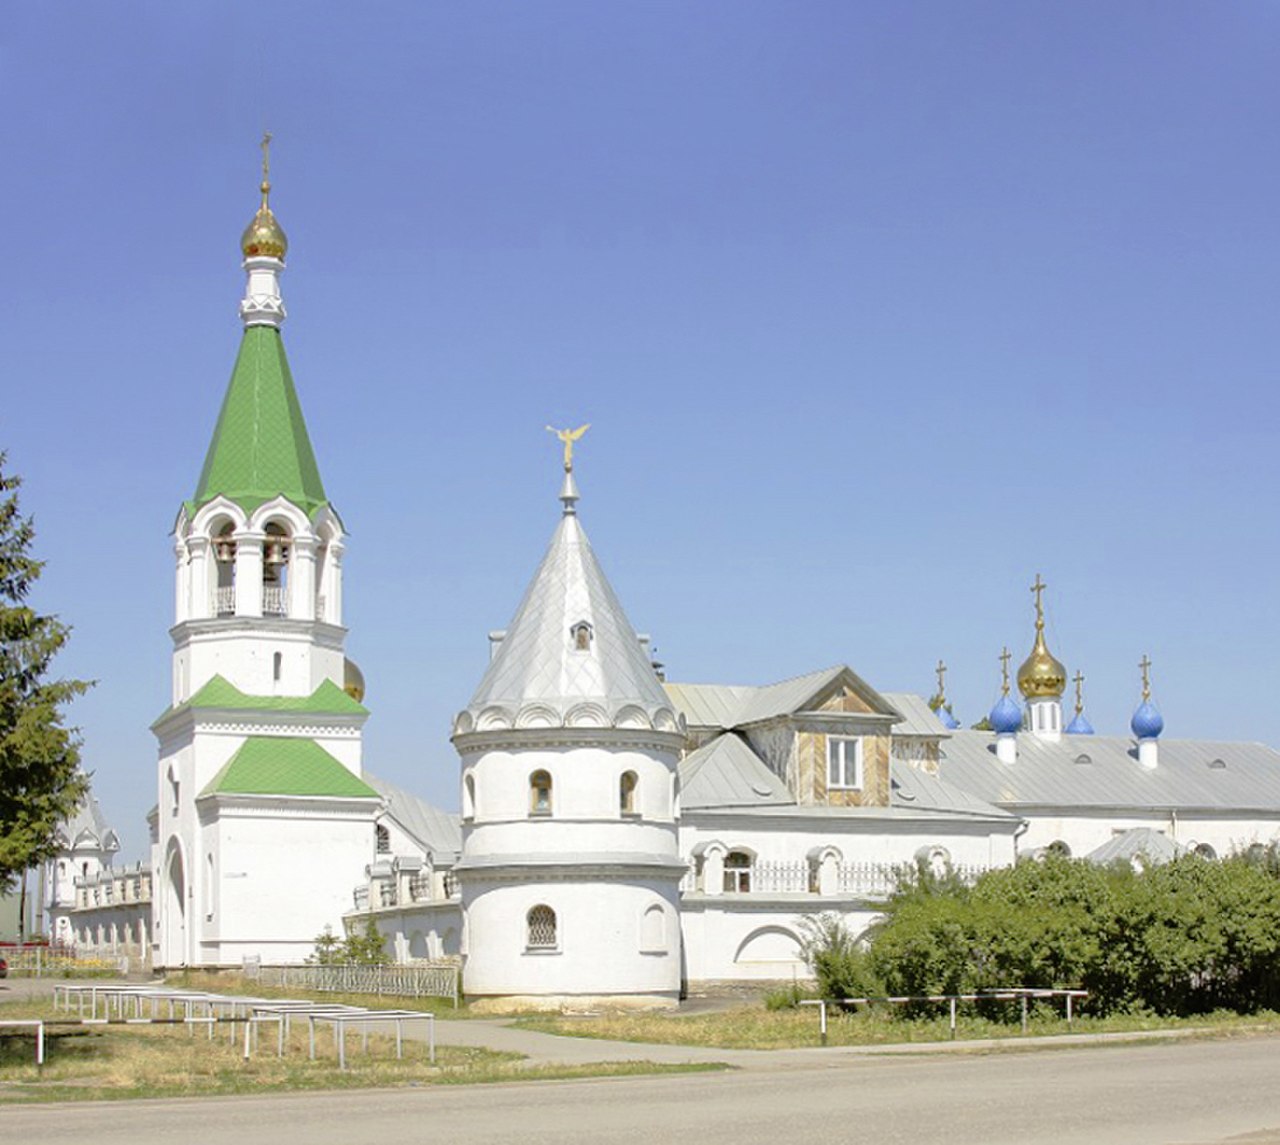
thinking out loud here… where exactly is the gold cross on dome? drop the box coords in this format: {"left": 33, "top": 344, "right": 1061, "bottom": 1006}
{"left": 999, "top": 646, "right": 1011, "bottom": 695}
{"left": 260, "top": 132, "right": 273, "bottom": 203}
{"left": 1031, "top": 573, "right": 1047, "bottom": 625}
{"left": 1139, "top": 654, "right": 1152, "bottom": 702}
{"left": 935, "top": 659, "right": 947, "bottom": 699}
{"left": 1073, "top": 670, "right": 1085, "bottom": 715}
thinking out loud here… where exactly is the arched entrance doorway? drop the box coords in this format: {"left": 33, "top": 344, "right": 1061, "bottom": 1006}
{"left": 164, "top": 839, "right": 187, "bottom": 967}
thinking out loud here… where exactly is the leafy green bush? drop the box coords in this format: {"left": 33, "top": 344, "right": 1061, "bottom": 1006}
{"left": 823, "top": 852, "right": 1280, "bottom": 1019}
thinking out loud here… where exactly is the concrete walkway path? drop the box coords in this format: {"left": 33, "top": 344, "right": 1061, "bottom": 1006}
{"left": 428, "top": 1014, "right": 1222, "bottom": 1070}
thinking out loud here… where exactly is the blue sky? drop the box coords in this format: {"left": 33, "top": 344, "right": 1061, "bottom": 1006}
{"left": 3, "top": 3, "right": 1278, "bottom": 860}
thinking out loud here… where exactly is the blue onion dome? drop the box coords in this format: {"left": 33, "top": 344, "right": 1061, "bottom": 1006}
{"left": 1065, "top": 711, "right": 1095, "bottom": 735}
{"left": 937, "top": 706, "right": 960, "bottom": 730}
{"left": 990, "top": 694, "right": 1023, "bottom": 735}
{"left": 1131, "top": 701, "right": 1164, "bottom": 740}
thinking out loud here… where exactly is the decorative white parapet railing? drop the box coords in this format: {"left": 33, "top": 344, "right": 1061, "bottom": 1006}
{"left": 214, "top": 586, "right": 236, "bottom": 616}
{"left": 680, "top": 858, "right": 990, "bottom": 899}
{"left": 262, "top": 585, "right": 286, "bottom": 616}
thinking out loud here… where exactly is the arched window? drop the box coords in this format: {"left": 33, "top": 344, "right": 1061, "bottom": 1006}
{"left": 529, "top": 770, "right": 552, "bottom": 816}
{"left": 1193, "top": 843, "right": 1218, "bottom": 860}
{"left": 213, "top": 523, "right": 236, "bottom": 616}
{"left": 462, "top": 773, "right": 476, "bottom": 820}
{"left": 263, "top": 523, "right": 290, "bottom": 616}
{"left": 620, "top": 771, "right": 638, "bottom": 816}
{"left": 640, "top": 903, "right": 666, "bottom": 952}
{"left": 1045, "top": 840, "right": 1072, "bottom": 858}
{"left": 723, "top": 850, "right": 753, "bottom": 893}
{"left": 570, "top": 621, "right": 593, "bottom": 651}
{"left": 272, "top": 651, "right": 283, "bottom": 683}
{"left": 526, "top": 904, "right": 557, "bottom": 949}
{"left": 375, "top": 824, "right": 391, "bottom": 854}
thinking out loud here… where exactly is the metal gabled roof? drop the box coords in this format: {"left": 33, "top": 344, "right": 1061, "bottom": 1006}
{"left": 364, "top": 772, "right": 462, "bottom": 857}
{"left": 457, "top": 507, "right": 677, "bottom": 733}
{"left": 661, "top": 682, "right": 755, "bottom": 729}
{"left": 664, "top": 665, "right": 899, "bottom": 731}
{"left": 889, "top": 762, "right": 1016, "bottom": 820}
{"left": 1085, "top": 827, "right": 1184, "bottom": 866}
{"left": 678, "top": 733, "right": 794, "bottom": 810}
{"left": 882, "top": 691, "right": 952, "bottom": 737}
{"left": 938, "top": 728, "right": 1280, "bottom": 813}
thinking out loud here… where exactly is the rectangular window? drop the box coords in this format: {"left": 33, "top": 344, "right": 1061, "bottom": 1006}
{"left": 827, "top": 737, "right": 863, "bottom": 790}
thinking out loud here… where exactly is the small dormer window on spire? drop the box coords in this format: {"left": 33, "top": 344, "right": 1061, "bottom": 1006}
{"left": 570, "top": 621, "right": 593, "bottom": 652}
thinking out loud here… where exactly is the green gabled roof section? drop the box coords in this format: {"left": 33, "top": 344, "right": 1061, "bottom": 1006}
{"left": 201, "top": 736, "right": 378, "bottom": 798}
{"left": 190, "top": 325, "right": 329, "bottom": 517}
{"left": 153, "top": 675, "right": 367, "bottom": 727}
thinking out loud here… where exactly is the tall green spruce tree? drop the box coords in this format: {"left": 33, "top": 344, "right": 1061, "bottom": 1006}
{"left": 0, "top": 454, "right": 91, "bottom": 893}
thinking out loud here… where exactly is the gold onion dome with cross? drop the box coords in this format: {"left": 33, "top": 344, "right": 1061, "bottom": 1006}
{"left": 1017, "top": 574, "right": 1067, "bottom": 700}
{"left": 240, "top": 134, "right": 288, "bottom": 260}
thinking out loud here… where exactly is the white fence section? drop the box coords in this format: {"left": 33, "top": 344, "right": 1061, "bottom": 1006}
{"left": 254, "top": 962, "right": 460, "bottom": 1006}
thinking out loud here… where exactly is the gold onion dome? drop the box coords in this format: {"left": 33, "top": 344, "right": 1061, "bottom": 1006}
{"left": 241, "top": 187, "right": 288, "bottom": 260}
{"left": 1017, "top": 574, "right": 1066, "bottom": 699}
{"left": 343, "top": 658, "right": 366, "bottom": 703}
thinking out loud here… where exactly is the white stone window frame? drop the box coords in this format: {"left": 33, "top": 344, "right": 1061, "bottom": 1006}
{"left": 529, "top": 769, "right": 553, "bottom": 817}
{"left": 723, "top": 849, "right": 754, "bottom": 894}
{"left": 525, "top": 904, "right": 559, "bottom": 953}
{"left": 827, "top": 736, "right": 863, "bottom": 790}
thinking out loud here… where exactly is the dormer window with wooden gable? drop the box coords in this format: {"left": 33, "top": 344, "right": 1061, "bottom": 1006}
{"left": 828, "top": 737, "right": 863, "bottom": 790}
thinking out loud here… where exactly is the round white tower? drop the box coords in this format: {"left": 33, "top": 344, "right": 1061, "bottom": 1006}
{"left": 452, "top": 434, "right": 686, "bottom": 1011}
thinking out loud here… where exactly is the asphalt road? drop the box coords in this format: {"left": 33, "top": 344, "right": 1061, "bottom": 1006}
{"left": 5, "top": 1033, "right": 1280, "bottom": 1145}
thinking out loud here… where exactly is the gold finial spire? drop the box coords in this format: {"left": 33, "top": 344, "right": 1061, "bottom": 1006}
{"left": 546, "top": 423, "right": 590, "bottom": 472}
{"left": 1017, "top": 572, "right": 1066, "bottom": 699}
{"left": 999, "top": 646, "right": 1012, "bottom": 697}
{"left": 241, "top": 133, "right": 288, "bottom": 260}
{"left": 260, "top": 131, "right": 273, "bottom": 206}
{"left": 1139, "top": 654, "right": 1152, "bottom": 702}
{"left": 1073, "top": 670, "right": 1085, "bottom": 716}
{"left": 1031, "top": 573, "right": 1047, "bottom": 630}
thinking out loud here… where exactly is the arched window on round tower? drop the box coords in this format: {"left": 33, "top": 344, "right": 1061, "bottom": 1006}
{"left": 263, "top": 523, "right": 291, "bottom": 616}
{"left": 529, "top": 770, "right": 552, "bottom": 816}
{"left": 462, "top": 773, "right": 476, "bottom": 820}
{"left": 213, "top": 523, "right": 237, "bottom": 616}
{"left": 620, "top": 771, "right": 638, "bottom": 817}
{"left": 526, "top": 904, "right": 557, "bottom": 950}
{"left": 570, "top": 620, "right": 593, "bottom": 651}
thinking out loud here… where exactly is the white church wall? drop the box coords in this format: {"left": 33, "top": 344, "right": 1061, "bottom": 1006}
{"left": 1019, "top": 809, "right": 1280, "bottom": 861}
{"left": 680, "top": 899, "right": 882, "bottom": 984}
{"left": 196, "top": 799, "right": 376, "bottom": 965}
{"left": 462, "top": 876, "right": 680, "bottom": 1004}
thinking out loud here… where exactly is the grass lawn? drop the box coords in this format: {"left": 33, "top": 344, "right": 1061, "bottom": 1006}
{"left": 0, "top": 997, "right": 724, "bottom": 1103}
{"left": 516, "top": 1004, "right": 1280, "bottom": 1050}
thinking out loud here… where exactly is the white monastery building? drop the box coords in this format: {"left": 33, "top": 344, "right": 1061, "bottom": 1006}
{"left": 137, "top": 155, "right": 1280, "bottom": 1006}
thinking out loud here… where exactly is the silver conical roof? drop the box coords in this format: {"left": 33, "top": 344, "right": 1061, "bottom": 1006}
{"left": 454, "top": 498, "right": 681, "bottom": 738}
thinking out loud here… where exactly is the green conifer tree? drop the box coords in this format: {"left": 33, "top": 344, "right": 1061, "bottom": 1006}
{"left": 0, "top": 454, "right": 91, "bottom": 891}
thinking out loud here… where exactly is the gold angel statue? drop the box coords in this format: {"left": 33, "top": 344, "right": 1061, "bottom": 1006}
{"left": 546, "top": 423, "right": 590, "bottom": 471}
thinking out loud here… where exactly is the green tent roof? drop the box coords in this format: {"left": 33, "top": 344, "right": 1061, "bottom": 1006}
{"left": 201, "top": 736, "right": 378, "bottom": 798}
{"left": 153, "top": 675, "right": 367, "bottom": 727}
{"left": 191, "top": 325, "right": 328, "bottom": 517}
